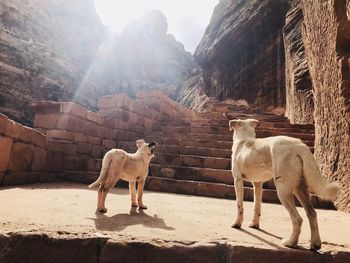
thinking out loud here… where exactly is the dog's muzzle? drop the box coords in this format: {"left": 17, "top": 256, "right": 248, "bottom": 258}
{"left": 148, "top": 141, "right": 157, "bottom": 154}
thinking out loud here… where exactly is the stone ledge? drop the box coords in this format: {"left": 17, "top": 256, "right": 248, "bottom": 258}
{"left": 0, "top": 232, "right": 348, "bottom": 263}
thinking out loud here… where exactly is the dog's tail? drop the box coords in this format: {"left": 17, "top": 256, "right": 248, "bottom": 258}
{"left": 298, "top": 145, "right": 339, "bottom": 200}
{"left": 88, "top": 154, "right": 111, "bottom": 189}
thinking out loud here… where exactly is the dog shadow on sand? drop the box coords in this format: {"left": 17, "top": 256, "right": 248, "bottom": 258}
{"left": 91, "top": 207, "right": 175, "bottom": 232}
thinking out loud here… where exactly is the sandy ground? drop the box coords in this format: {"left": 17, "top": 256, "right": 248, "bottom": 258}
{"left": 0, "top": 182, "right": 349, "bottom": 253}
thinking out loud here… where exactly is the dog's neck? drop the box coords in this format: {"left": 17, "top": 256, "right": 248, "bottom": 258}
{"left": 134, "top": 149, "right": 154, "bottom": 162}
{"left": 233, "top": 129, "right": 256, "bottom": 143}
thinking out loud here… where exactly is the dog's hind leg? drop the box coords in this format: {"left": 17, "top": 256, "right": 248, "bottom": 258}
{"left": 129, "top": 182, "right": 138, "bottom": 207}
{"left": 295, "top": 182, "right": 321, "bottom": 251}
{"left": 97, "top": 184, "right": 108, "bottom": 213}
{"left": 97, "top": 171, "right": 121, "bottom": 213}
{"left": 137, "top": 179, "right": 147, "bottom": 209}
{"left": 249, "top": 182, "right": 262, "bottom": 229}
{"left": 232, "top": 171, "right": 244, "bottom": 228}
{"left": 275, "top": 181, "right": 303, "bottom": 248}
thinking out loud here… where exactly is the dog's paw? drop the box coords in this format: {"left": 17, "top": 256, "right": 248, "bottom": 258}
{"left": 139, "top": 205, "right": 148, "bottom": 210}
{"left": 231, "top": 222, "right": 242, "bottom": 229}
{"left": 248, "top": 222, "right": 259, "bottom": 229}
{"left": 131, "top": 203, "right": 138, "bottom": 208}
{"left": 98, "top": 208, "right": 107, "bottom": 213}
{"left": 282, "top": 239, "right": 298, "bottom": 248}
{"left": 310, "top": 242, "right": 321, "bottom": 251}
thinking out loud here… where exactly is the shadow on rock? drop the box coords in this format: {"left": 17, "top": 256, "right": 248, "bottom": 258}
{"left": 91, "top": 207, "right": 175, "bottom": 231}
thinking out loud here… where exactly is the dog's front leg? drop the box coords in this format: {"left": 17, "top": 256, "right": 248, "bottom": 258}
{"left": 137, "top": 179, "right": 147, "bottom": 209}
{"left": 249, "top": 182, "right": 262, "bottom": 228}
{"left": 129, "top": 182, "right": 138, "bottom": 207}
{"left": 232, "top": 170, "right": 244, "bottom": 228}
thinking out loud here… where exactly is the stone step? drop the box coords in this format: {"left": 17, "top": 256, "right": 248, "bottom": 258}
{"left": 159, "top": 126, "right": 314, "bottom": 140}
{"left": 62, "top": 171, "right": 336, "bottom": 209}
{"left": 153, "top": 153, "right": 231, "bottom": 170}
{"left": 149, "top": 164, "right": 278, "bottom": 189}
{"left": 118, "top": 142, "right": 232, "bottom": 158}
{"left": 145, "top": 132, "right": 314, "bottom": 148}
{"left": 150, "top": 163, "right": 233, "bottom": 185}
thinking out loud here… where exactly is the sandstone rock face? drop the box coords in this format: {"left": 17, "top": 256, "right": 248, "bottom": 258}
{"left": 301, "top": 0, "right": 350, "bottom": 212}
{"left": 283, "top": 1, "right": 314, "bottom": 124}
{"left": 0, "top": 0, "right": 105, "bottom": 125}
{"left": 194, "top": 0, "right": 290, "bottom": 110}
{"left": 175, "top": 68, "right": 210, "bottom": 113}
{"left": 0, "top": 3, "right": 195, "bottom": 125}
{"left": 110, "top": 10, "right": 195, "bottom": 96}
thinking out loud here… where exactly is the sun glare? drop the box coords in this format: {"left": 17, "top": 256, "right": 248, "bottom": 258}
{"left": 94, "top": 0, "right": 219, "bottom": 52}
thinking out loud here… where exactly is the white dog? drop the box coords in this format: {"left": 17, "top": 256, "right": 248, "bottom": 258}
{"left": 89, "top": 139, "right": 157, "bottom": 213}
{"left": 229, "top": 119, "right": 339, "bottom": 250}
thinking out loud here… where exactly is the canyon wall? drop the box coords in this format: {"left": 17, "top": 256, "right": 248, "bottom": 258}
{"left": 0, "top": 1, "right": 194, "bottom": 125}
{"left": 300, "top": 0, "right": 350, "bottom": 212}
{"left": 283, "top": 2, "right": 314, "bottom": 124}
{"left": 0, "top": 0, "right": 105, "bottom": 125}
{"left": 194, "top": 0, "right": 290, "bottom": 110}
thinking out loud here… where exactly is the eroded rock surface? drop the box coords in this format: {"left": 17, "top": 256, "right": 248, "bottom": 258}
{"left": 0, "top": 2, "right": 195, "bottom": 125}
{"left": 194, "top": 0, "right": 290, "bottom": 110}
{"left": 283, "top": 1, "right": 313, "bottom": 124}
{"left": 301, "top": 0, "right": 350, "bottom": 212}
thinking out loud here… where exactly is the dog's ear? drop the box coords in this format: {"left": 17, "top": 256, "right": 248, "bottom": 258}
{"left": 248, "top": 119, "right": 259, "bottom": 128}
{"left": 136, "top": 139, "right": 145, "bottom": 148}
{"left": 229, "top": 120, "right": 240, "bottom": 131}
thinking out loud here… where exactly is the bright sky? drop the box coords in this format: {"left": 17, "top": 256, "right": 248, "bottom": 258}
{"left": 94, "top": 0, "right": 219, "bottom": 53}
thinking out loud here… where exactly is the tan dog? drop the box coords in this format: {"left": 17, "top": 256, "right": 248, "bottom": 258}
{"left": 229, "top": 119, "right": 339, "bottom": 250}
{"left": 89, "top": 139, "right": 157, "bottom": 213}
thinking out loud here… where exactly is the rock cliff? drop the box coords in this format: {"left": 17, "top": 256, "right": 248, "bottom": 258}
{"left": 283, "top": 1, "right": 313, "bottom": 124}
{"left": 0, "top": 2, "right": 194, "bottom": 125}
{"left": 300, "top": 0, "right": 350, "bottom": 212}
{"left": 194, "top": 0, "right": 290, "bottom": 110}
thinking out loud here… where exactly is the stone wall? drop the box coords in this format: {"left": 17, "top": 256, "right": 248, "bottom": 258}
{"left": 0, "top": 113, "right": 62, "bottom": 185}
{"left": 29, "top": 92, "right": 195, "bottom": 183}
{"left": 301, "top": 0, "right": 350, "bottom": 212}
{"left": 1, "top": 92, "right": 195, "bottom": 186}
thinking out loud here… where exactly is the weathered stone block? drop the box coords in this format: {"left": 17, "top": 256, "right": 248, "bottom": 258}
{"left": 0, "top": 137, "right": 13, "bottom": 172}
{"left": 46, "top": 130, "right": 74, "bottom": 141}
{"left": 85, "top": 122, "right": 98, "bottom": 136}
{"left": 20, "top": 126, "right": 33, "bottom": 143}
{"left": 86, "top": 158, "right": 102, "bottom": 171}
{"left": 182, "top": 156, "right": 203, "bottom": 167}
{"left": 8, "top": 143, "right": 35, "bottom": 172}
{"left": 91, "top": 145, "right": 105, "bottom": 158}
{"left": 63, "top": 143, "right": 78, "bottom": 155}
{"left": 88, "top": 136, "right": 102, "bottom": 145}
{"left": 57, "top": 115, "right": 86, "bottom": 133}
{"left": 44, "top": 151, "right": 63, "bottom": 172}
{"left": 4, "top": 120, "right": 22, "bottom": 139}
{"left": 74, "top": 133, "right": 88, "bottom": 143}
{"left": 87, "top": 111, "right": 103, "bottom": 125}
{"left": 60, "top": 102, "right": 87, "bottom": 119}
{"left": 31, "top": 148, "right": 47, "bottom": 171}
{"left": 103, "top": 128, "right": 114, "bottom": 140}
{"left": 103, "top": 140, "right": 116, "bottom": 149}
{"left": 0, "top": 113, "right": 8, "bottom": 134}
{"left": 33, "top": 113, "right": 59, "bottom": 129}
{"left": 78, "top": 143, "right": 92, "bottom": 154}
{"left": 62, "top": 155, "right": 80, "bottom": 171}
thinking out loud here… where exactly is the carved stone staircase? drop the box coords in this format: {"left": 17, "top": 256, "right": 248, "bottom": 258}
{"left": 115, "top": 102, "right": 330, "bottom": 208}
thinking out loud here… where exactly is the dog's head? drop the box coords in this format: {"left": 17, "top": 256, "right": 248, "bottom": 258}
{"left": 229, "top": 119, "right": 259, "bottom": 138}
{"left": 136, "top": 139, "right": 157, "bottom": 158}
